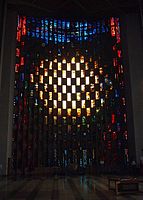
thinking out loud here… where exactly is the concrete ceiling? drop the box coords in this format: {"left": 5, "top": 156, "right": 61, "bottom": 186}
{"left": 7, "top": 0, "right": 142, "bottom": 19}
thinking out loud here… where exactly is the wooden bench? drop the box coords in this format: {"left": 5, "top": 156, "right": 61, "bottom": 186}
{"left": 108, "top": 177, "right": 141, "bottom": 195}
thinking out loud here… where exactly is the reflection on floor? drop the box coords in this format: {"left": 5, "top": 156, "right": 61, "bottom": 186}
{"left": 0, "top": 175, "right": 143, "bottom": 200}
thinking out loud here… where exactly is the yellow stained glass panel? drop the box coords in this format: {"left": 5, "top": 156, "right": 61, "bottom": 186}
{"left": 72, "top": 101, "right": 76, "bottom": 109}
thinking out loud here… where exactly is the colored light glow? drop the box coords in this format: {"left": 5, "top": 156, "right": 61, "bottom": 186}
{"left": 111, "top": 26, "right": 116, "bottom": 37}
{"left": 16, "top": 48, "right": 20, "bottom": 57}
{"left": 112, "top": 114, "right": 115, "bottom": 124}
{"left": 40, "top": 60, "right": 44, "bottom": 68}
{"left": 15, "top": 64, "right": 19, "bottom": 72}
{"left": 20, "top": 57, "right": 24, "bottom": 65}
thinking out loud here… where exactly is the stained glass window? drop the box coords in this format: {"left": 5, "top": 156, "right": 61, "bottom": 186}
{"left": 13, "top": 16, "right": 128, "bottom": 172}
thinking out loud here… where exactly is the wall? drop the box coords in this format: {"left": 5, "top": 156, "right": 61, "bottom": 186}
{"left": 121, "top": 13, "right": 143, "bottom": 165}
{"left": 0, "top": 9, "right": 17, "bottom": 175}
{"left": 0, "top": 0, "right": 7, "bottom": 89}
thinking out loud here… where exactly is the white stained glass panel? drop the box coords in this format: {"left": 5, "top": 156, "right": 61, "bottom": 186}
{"left": 67, "top": 63, "right": 71, "bottom": 71}
{"left": 81, "top": 85, "right": 85, "bottom": 92}
{"left": 62, "top": 85, "right": 66, "bottom": 93}
{"left": 76, "top": 63, "right": 80, "bottom": 71}
{"left": 71, "top": 57, "right": 75, "bottom": 64}
{"left": 62, "top": 70, "right": 66, "bottom": 78}
{"left": 95, "top": 91, "right": 100, "bottom": 99}
{"left": 67, "top": 93, "right": 71, "bottom": 101}
{"left": 81, "top": 70, "right": 85, "bottom": 78}
{"left": 63, "top": 101, "right": 67, "bottom": 109}
{"left": 58, "top": 77, "right": 62, "bottom": 85}
{"left": 58, "top": 62, "right": 61, "bottom": 70}
{"left": 58, "top": 108, "right": 61, "bottom": 115}
{"left": 77, "top": 93, "right": 81, "bottom": 101}
{"left": 67, "top": 108, "right": 71, "bottom": 116}
{"left": 72, "top": 101, "right": 76, "bottom": 109}
{"left": 67, "top": 78, "right": 71, "bottom": 86}
{"left": 86, "top": 76, "right": 90, "bottom": 85}
{"left": 91, "top": 99, "right": 95, "bottom": 108}
{"left": 86, "top": 92, "right": 90, "bottom": 100}
{"left": 53, "top": 84, "right": 57, "bottom": 93}
{"left": 49, "top": 61, "right": 52, "bottom": 69}
{"left": 95, "top": 75, "right": 99, "bottom": 84}
{"left": 76, "top": 77, "right": 80, "bottom": 86}
{"left": 72, "top": 70, "right": 76, "bottom": 78}
{"left": 82, "top": 100, "right": 86, "bottom": 108}
{"left": 53, "top": 100, "right": 57, "bottom": 108}
{"left": 54, "top": 70, "right": 57, "bottom": 77}
{"left": 49, "top": 92, "right": 52, "bottom": 100}
{"left": 44, "top": 68, "right": 48, "bottom": 76}
{"left": 72, "top": 85, "right": 76, "bottom": 93}
{"left": 49, "top": 76, "right": 52, "bottom": 85}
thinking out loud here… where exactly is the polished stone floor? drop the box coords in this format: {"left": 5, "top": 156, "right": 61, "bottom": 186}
{"left": 0, "top": 175, "right": 143, "bottom": 200}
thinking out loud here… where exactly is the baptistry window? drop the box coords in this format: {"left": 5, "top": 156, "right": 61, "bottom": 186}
{"left": 13, "top": 16, "right": 128, "bottom": 172}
